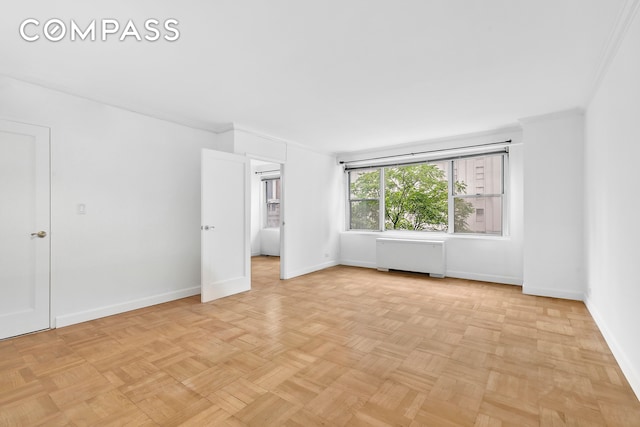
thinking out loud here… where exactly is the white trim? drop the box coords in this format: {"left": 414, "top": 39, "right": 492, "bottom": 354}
{"left": 337, "top": 263, "right": 522, "bottom": 286}
{"left": 55, "top": 286, "right": 200, "bottom": 328}
{"left": 282, "top": 260, "right": 339, "bottom": 280}
{"left": 518, "top": 108, "right": 585, "bottom": 126}
{"left": 446, "top": 270, "right": 522, "bottom": 286}
{"left": 0, "top": 73, "right": 227, "bottom": 134}
{"left": 340, "top": 259, "right": 378, "bottom": 269}
{"left": 585, "top": 298, "right": 640, "bottom": 401}
{"left": 585, "top": 0, "right": 640, "bottom": 105}
{"left": 522, "top": 284, "right": 583, "bottom": 301}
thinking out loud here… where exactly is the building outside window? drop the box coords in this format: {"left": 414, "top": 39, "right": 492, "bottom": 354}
{"left": 452, "top": 155, "right": 503, "bottom": 234}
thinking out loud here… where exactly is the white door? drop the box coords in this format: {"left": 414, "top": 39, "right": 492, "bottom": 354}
{"left": 201, "top": 149, "right": 250, "bottom": 302}
{"left": 0, "top": 120, "right": 50, "bottom": 339}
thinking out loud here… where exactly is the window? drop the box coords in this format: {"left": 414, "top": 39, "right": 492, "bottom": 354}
{"left": 453, "top": 155, "right": 503, "bottom": 234}
{"left": 264, "top": 178, "right": 280, "bottom": 228}
{"left": 385, "top": 161, "right": 449, "bottom": 231}
{"left": 348, "top": 169, "right": 380, "bottom": 230}
{"left": 346, "top": 152, "right": 506, "bottom": 235}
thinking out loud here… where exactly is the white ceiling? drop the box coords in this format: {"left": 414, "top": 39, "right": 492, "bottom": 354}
{"left": 0, "top": 1, "right": 627, "bottom": 153}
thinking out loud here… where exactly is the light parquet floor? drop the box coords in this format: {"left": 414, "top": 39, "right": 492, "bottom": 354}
{"left": 1, "top": 256, "right": 639, "bottom": 426}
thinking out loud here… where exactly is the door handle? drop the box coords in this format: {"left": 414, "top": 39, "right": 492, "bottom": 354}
{"left": 201, "top": 225, "right": 215, "bottom": 231}
{"left": 31, "top": 231, "right": 47, "bottom": 238}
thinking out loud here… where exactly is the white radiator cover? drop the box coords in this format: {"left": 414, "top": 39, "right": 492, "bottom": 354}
{"left": 376, "top": 238, "right": 446, "bottom": 278}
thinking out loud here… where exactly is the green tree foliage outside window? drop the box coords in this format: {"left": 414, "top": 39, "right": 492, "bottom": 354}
{"left": 349, "top": 169, "right": 380, "bottom": 230}
{"left": 453, "top": 190, "right": 476, "bottom": 232}
{"left": 385, "top": 164, "right": 448, "bottom": 231}
{"left": 349, "top": 164, "right": 476, "bottom": 231}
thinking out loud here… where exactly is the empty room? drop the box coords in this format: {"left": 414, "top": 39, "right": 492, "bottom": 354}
{"left": 1, "top": 1, "right": 640, "bottom": 425}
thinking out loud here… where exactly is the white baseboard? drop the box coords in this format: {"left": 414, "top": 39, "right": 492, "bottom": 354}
{"left": 339, "top": 262, "right": 523, "bottom": 286}
{"left": 55, "top": 286, "right": 201, "bottom": 328}
{"left": 446, "top": 270, "right": 523, "bottom": 286}
{"left": 585, "top": 298, "right": 640, "bottom": 401}
{"left": 339, "top": 259, "right": 377, "bottom": 269}
{"left": 282, "top": 260, "right": 339, "bottom": 280}
{"left": 522, "top": 284, "right": 584, "bottom": 301}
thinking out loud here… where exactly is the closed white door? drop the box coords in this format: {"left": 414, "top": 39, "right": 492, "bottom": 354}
{"left": 201, "top": 149, "right": 250, "bottom": 302}
{"left": 0, "top": 120, "right": 50, "bottom": 339}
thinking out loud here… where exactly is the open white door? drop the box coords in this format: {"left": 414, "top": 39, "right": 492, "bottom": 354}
{"left": 0, "top": 120, "right": 50, "bottom": 339}
{"left": 201, "top": 149, "right": 251, "bottom": 302}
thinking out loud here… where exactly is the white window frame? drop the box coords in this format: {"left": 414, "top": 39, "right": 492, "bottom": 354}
{"left": 263, "top": 177, "right": 281, "bottom": 229}
{"left": 450, "top": 153, "right": 506, "bottom": 235}
{"left": 346, "top": 168, "right": 382, "bottom": 231}
{"left": 345, "top": 150, "right": 509, "bottom": 236}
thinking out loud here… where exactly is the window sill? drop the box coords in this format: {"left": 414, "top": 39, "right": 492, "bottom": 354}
{"left": 341, "top": 229, "right": 510, "bottom": 241}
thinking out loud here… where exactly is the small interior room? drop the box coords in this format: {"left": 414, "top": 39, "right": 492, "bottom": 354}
{"left": 250, "top": 159, "right": 282, "bottom": 273}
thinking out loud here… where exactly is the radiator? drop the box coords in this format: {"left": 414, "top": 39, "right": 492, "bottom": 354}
{"left": 376, "top": 238, "right": 445, "bottom": 278}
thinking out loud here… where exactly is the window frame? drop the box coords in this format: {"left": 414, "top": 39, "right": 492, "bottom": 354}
{"left": 263, "top": 177, "right": 281, "bottom": 229}
{"left": 346, "top": 167, "right": 382, "bottom": 231}
{"left": 345, "top": 151, "right": 509, "bottom": 236}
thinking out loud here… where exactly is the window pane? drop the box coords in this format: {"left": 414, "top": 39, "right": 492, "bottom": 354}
{"left": 350, "top": 200, "right": 379, "bottom": 230}
{"left": 266, "top": 202, "right": 280, "bottom": 228}
{"left": 385, "top": 162, "right": 449, "bottom": 231}
{"left": 350, "top": 170, "right": 379, "bottom": 199}
{"left": 453, "top": 155, "right": 502, "bottom": 195}
{"left": 265, "top": 178, "right": 280, "bottom": 201}
{"left": 454, "top": 196, "right": 502, "bottom": 234}
{"left": 265, "top": 178, "right": 280, "bottom": 228}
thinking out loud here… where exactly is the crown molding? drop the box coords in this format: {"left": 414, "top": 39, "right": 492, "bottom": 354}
{"left": 585, "top": 0, "right": 640, "bottom": 105}
{"left": 518, "top": 107, "right": 585, "bottom": 125}
{"left": 0, "top": 72, "right": 230, "bottom": 135}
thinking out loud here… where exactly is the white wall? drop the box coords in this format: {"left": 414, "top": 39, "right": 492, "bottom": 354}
{"left": 339, "top": 128, "right": 524, "bottom": 285}
{"left": 235, "top": 129, "right": 287, "bottom": 163}
{"left": 520, "top": 110, "right": 585, "bottom": 300}
{"left": 221, "top": 128, "right": 340, "bottom": 278}
{"left": 0, "top": 76, "right": 218, "bottom": 327}
{"left": 250, "top": 162, "right": 263, "bottom": 256}
{"left": 584, "top": 9, "right": 640, "bottom": 399}
{"left": 260, "top": 228, "right": 281, "bottom": 256}
{"left": 282, "top": 145, "right": 342, "bottom": 279}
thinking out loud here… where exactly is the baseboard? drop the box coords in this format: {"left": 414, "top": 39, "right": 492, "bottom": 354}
{"left": 339, "top": 259, "right": 378, "bottom": 269}
{"left": 446, "top": 270, "right": 523, "bottom": 286}
{"left": 338, "top": 262, "right": 523, "bottom": 285}
{"left": 282, "top": 260, "right": 339, "bottom": 279}
{"left": 585, "top": 298, "right": 640, "bottom": 401}
{"left": 522, "top": 284, "right": 584, "bottom": 301}
{"left": 55, "top": 286, "right": 201, "bottom": 328}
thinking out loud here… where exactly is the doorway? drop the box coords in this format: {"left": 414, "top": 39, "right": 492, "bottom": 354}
{"left": 250, "top": 159, "right": 282, "bottom": 283}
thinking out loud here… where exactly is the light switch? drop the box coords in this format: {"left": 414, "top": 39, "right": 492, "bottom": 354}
{"left": 77, "top": 203, "right": 86, "bottom": 215}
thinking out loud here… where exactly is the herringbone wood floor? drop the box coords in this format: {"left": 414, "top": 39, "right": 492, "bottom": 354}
{"left": 1, "top": 256, "right": 639, "bottom": 426}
